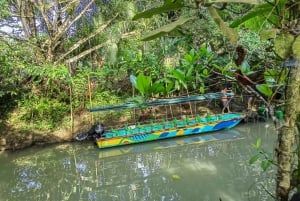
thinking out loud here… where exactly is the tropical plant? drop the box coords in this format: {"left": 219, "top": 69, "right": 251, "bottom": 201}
{"left": 133, "top": 0, "right": 300, "bottom": 200}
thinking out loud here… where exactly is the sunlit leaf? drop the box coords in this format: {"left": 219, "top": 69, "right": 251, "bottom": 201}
{"left": 249, "top": 153, "right": 261, "bottom": 164}
{"left": 172, "top": 174, "right": 181, "bottom": 180}
{"left": 184, "top": 54, "right": 194, "bottom": 63}
{"left": 141, "top": 17, "right": 196, "bottom": 41}
{"left": 256, "top": 84, "right": 273, "bottom": 97}
{"left": 252, "top": 137, "right": 261, "bottom": 149}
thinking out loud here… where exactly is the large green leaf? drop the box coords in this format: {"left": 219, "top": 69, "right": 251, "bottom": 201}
{"left": 150, "top": 82, "right": 165, "bottom": 95}
{"left": 141, "top": 17, "right": 196, "bottom": 41}
{"left": 136, "top": 73, "right": 151, "bottom": 97}
{"left": 249, "top": 153, "right": 261, "bottom": 164}
{"left": 292, "top": 35, "right": 300, "bottom": 58}
{"left": 133, "top": 0, "right": 184, "bottom": 20}
{"left": 172, "top": 69, "right": 185, "bottom": 82}
{"left": 256, "top": 84, "right": 273, "bottom": 97}
{"left": 261, "top": 160, "right": 272, "bottom": 171}
{"left": 230, "top": 3, "right": 273, "bottom": 28}
{"left": 274, "top": 33, "right": 294, "bottom": 59}
{"left": 252, "top": 137, "right": 262, "bottom": 149}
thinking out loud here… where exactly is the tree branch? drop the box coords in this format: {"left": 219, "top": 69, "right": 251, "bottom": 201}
{"left": 55, "top": 14, "right": 119, "bottom": 64}
{"left": 63, "top": 30, "right": 136, "bottom": 64}
{"left": 52, "top": 0, "right": 95, "bottom": 48}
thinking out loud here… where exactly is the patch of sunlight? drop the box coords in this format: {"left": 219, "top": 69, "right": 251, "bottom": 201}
{"left": 184, "top": 160, "right": 217, "bottom": 174}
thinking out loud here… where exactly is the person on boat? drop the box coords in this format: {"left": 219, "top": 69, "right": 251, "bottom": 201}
{"left": 75, "top": 123, "right": 105, "bottom": 141}
{"left": 221, "top": 85, "right": 232, "bottom": 113}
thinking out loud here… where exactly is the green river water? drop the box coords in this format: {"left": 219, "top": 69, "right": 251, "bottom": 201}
{"left": 0, "top": 121, "right": 276, "bottom": 201}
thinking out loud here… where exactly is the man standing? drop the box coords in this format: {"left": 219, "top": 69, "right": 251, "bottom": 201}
{"left": 221, "top": 85, "right": 232, "bottom": 113}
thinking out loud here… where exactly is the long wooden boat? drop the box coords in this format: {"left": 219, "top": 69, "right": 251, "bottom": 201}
{"left": 95, "top": 113, "right": 243, "bottom": 149}
{"left": 98, "top": 128, "right": 243, "bottom": 158}
{"left": 78, "top": 92, "right": 245, "bottom": 149}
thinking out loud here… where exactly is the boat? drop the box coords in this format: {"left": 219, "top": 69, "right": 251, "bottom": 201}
{"left": 98, "top": 128, "right": 243, "bottom": 158}
{"left": 75, "top": 92, "right": 245, "bottom": 149}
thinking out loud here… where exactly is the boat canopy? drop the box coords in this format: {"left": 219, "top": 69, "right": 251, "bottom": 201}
{"left": 89, "top": 92, "right": 234, "bottom": 112}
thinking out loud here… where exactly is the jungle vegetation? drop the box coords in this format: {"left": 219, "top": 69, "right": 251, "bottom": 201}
{"left": 0, "top": 0, "right": 299, "bottom": 200}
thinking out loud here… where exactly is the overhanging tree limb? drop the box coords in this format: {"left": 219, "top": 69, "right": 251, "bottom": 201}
{"left": 52, "top": 0, "right": 95, "bottom": 48}
{"left": 64, "top": 31, "right": 136, "bottom": 64}
{"left": 55, "top": 14, "right": 119, "bottom": 64}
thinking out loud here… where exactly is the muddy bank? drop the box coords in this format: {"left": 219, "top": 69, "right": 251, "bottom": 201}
{"left": 0, "top": 113, "right": 92, "bottom": 152}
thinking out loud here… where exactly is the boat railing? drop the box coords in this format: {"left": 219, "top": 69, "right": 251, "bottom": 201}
{"left": 100, "top": 113, "right": 235, "bottom": 139}
{"left": 90, "top": 92, "right": 238, "bottom": 139}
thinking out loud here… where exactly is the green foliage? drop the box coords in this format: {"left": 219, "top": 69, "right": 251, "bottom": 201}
{"left": 292, "top": 36, "right": 300, "bottom": 58}
{"left": 259, "top": 28, "right": 279, "bottom": 40}
{"left": 274, "top": 33, "right": 294, "bottom": 59}
{"left": 230, "top": 3, "right": 273, "bottom": 28}
{"left": 264, "top": 69, "right": 286, "bottom": 85}
{"left": 252, "top": 137, "right": 262, "bottom": 149}
{"left": 0, "top": 40, "right": 31, "bottom": 99}
{"left": 255, "top": 84, "right": 273, "bottom": 97}
{"left": 0, "top": 0, "right": 10, "bottom": 17}
{"left": 136, "top": 73, "right": 152, "bottom": 97}
{"left": 208, "top": 6, "right": 239, "bottom": 45}
{"left": 131, "top": 73, "right": 165, "bottom": 98}
{"left": 238, "top": 30, "right": 275, "bottom": 68}
{"left": 250, "top": 138, "right": 274, "bottom": 171}
{"left": 19, "top": 96, "right": 69, "bottom": 130}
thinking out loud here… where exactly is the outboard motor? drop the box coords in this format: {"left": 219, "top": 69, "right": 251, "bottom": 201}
{"left": 75, "top": 123, "right": 105, "bottom": 141}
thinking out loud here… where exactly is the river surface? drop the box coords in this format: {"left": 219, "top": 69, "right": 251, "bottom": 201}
{"left": 0, "top": 122, "right": 277, "bottom": 201}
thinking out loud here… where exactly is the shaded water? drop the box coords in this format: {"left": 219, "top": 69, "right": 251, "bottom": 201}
{"left": 0, "top": 122, "right": 276, "bottom": 201}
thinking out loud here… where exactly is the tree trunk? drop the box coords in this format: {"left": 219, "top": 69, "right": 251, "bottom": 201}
{"left": 276, "top": 58, "right": 300, "bottom": 201}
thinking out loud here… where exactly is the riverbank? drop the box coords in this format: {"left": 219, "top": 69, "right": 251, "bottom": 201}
{"left": 0, "top": 112, "right": 91, "bottom": 152}
{"left": 0, "top": 101, "right": 250, "bottom": 152}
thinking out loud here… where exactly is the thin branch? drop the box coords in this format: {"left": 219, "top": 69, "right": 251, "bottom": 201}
{"left": 30, "top": 0, "right": 53, "bottom": 37}
{"left": 63, "top": 30, "right": 136, "bottom": 64}
{"left": 55, "top": 14, "right": 119, "bottom": 63}
{"left": 52, "top": 0, "right": 95, "bottom": 46}
{"left": 65, "top": 42, "right": 107, "bottom": 64}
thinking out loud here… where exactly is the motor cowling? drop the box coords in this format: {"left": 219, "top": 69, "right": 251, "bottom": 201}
{"left": 75, "top": 124, "right": 105, "bottom": 141}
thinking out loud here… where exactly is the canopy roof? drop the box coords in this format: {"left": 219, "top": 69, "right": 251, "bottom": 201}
{"left": 89, "top": 92, "right": 234, "bottom": 112}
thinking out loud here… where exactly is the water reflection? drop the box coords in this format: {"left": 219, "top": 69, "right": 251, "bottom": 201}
{"left": 0, "top": 122, "right": 276, "bottom": 201}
